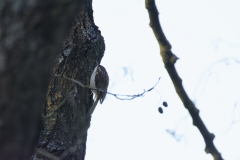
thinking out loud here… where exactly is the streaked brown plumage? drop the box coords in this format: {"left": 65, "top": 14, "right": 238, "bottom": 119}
{"left": 88, "top": 65, "right": 109, "bottom": 117}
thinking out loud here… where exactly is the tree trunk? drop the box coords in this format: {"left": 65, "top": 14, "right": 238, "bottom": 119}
{"left": 0, "top": 0, "right": 93, "bottom": 159}
{"left": 32, "top": 0, "right": 105, "bottom": 159}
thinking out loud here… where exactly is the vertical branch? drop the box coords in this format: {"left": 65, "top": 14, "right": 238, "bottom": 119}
{"left": 145, "top": 0, "right": 223, "bottom": 160}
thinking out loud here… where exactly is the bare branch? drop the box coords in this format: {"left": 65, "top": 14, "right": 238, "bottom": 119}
{"left": 54, "top": 75, "right": 161, "bottom": 100}
{"left": 145, "top": 0, "right": 224, "bottom": 160}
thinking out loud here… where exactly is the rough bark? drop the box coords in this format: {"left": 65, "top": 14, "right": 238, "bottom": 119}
{"left": 0, "top": 0, "right": 85, "bottom": 159}
{"left": 32, "top": 0, "right": 105, "bottom": 159}
{"left": 145, "top": 0, "right": 224, "bottom": 160}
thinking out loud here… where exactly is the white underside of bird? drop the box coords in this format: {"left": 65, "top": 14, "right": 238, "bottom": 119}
{"left": 90, "top": 65, "right": 98, "bottom": 99}
{"left": 87, "top": 64, "right": 109, "bottom": 117}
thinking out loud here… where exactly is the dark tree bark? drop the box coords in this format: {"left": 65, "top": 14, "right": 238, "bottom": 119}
{"left": 32, "top": 0, "right": 105, "bottom": 159}
{"left": 0, "top": 0, "right": 88, "bottom": 159}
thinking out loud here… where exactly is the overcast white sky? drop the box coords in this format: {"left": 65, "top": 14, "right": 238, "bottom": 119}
{"left": 86, "top": 0, "right": 240, "bottom": 159}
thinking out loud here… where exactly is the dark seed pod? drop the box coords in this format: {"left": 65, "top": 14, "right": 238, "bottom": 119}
{"left": 162, "top": 101, "right": 168, "bottom": 107}
{"left": 158, "top": 107, "right": 163, "bottom": 114}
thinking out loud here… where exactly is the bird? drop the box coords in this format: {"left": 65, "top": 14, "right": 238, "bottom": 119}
{"left": 87, "top": 65, "right": 109, "bottom": 117}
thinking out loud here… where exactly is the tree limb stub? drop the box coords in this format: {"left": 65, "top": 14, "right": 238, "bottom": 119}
{"left": 145, "top": 0, "right": 223, "bottom": 160}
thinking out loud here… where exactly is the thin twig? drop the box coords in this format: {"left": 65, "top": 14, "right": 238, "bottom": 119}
{"left": 54, "top": 75, "right": 161, "bottom": 100}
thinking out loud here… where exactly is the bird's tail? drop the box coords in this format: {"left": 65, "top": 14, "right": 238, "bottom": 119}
{"left": 86, "top": 96, "right": 99, "bottom": 117}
